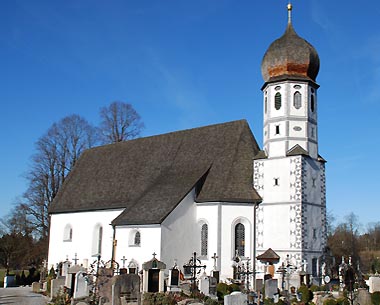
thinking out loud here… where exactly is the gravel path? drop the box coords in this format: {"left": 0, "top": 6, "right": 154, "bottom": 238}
{"left": 0, "top": 286, "right": 49, "bottom": 305}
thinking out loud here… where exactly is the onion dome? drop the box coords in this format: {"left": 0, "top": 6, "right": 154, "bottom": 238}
{"left": 261, "top": 4, "right": 320, "bottom": 83}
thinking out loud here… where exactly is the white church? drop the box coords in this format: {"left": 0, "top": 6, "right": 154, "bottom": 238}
{"left": 48, "top": 4, "right": 326, "bottom": 288}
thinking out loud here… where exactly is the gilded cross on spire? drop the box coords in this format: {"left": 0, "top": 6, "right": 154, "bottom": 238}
{"left": 287, "top": 1, "right": 293, "bottom": 24}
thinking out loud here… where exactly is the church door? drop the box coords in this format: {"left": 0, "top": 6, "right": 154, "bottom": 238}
{"left": 148, "top": 269, "right": 159, "bottom": 292}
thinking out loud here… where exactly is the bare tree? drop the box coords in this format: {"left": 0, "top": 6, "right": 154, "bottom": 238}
{"left": 99, "top": 101, "right": 144, "bottom": 144}
{"left": 21, "top": 114, "right": 98, "bottom": 240}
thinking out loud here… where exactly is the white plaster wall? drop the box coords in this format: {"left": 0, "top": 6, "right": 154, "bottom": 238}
{"left": 161, "top": 189, "right": 199, "bottom": 270}
{"left": 220, "top": 204, "right": 254, "bottom": 280}
{"left": 48, "top": 209, "right": 124, "bottom": 269}
{"left": 114, "top": 225, "right": 161, "bottom": 270}
{"left": 197, "top": 204, "right": 219, "bottom": 271}
{"left": 260, "top": 157, "right": 292, "bottom": 203}
{"left": 261, "top": 204, "right": 291, "bottom": 250}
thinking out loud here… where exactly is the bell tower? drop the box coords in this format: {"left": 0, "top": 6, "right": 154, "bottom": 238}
{"left": 254, "top": 3, "right": 327, "bottom": 283}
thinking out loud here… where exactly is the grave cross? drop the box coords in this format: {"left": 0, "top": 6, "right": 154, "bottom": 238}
{"left": 301, "top": 259, "right": 308, "bottom": 272}
{"left": 72, "top": 253, "right": 79, "bottom": 265}
{"left": 238, "top": 258, "right": 255, "bottom": 292}
{"left": 211, "top": 253, "right": 218, "bottom": 270}
{"left": 121, "top": 256, "right": 127, "bottom": 268}
{"left": 183, "top": 252, "right": 206, "bottom": 292}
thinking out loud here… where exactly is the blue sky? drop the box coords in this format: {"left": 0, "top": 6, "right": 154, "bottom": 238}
{"left": 0, "top": 0, "right": 379, "bottom": 229}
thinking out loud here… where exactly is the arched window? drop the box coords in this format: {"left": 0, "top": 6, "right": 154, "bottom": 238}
{"left": 275, "top": 92, "right": 282, "bottom": 110}
{"left": 134, "top": 231, "right": 141, "bottom": 246}
{"left": 63, "top": 224, "right": 73, "bottom": 242}
{"left": 311, "top": 95, "right": 315, "bottom": 112}
{"left": 235, "top": 223, "right": 245, "bottom": 256}
{"left": 201, "top": 223, "right": 208, "bottom": 256}
{"left": 92, "top": 225, "right": 103, "bottom": 256}
{"left": 294, "top": 91, "right": 302, "bottom": 109}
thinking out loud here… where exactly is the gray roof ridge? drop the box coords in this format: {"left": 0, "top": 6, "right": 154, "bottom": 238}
{"left": 85, "top": 119, "right": 249, "bottom": 153}
{"left": 110, "top": 140, "right": 187, "bottom": 225}
{"left": 111, "top": 164, "right": 213, "bottom": 226}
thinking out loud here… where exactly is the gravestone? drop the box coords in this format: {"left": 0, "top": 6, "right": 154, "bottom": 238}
{"left": 66, "top": 265, "right": 87, "bottom": 297}
{"left": 97, "top": 267, "right": 114, "bottom": 304}
{"left": 50, "top": 277, "right": 65, "bottom": 299}
{"left": 209, "top": 276, "right": 217, "bottom": 297}
{"left": 112, "top": 274, "right": 141, "bottom": 305}
{"left": 199, "top": 273, "right": 210, "bottom": 295}
{"left": 199, "top": 273, "right": 217, "bottom": 298}
{"left": 73, "top": 271, "right": 89, "bottom": 300}
{"left": 357, "top": 288, "right": 371, "bottom": 305}
{"left": 61, "top": 260, "right": 71, "bottom": 277}
{"left": 369, "top": 276, "right": 380, "bottom": 293}
{"left": 32, "top": 281, "right": 40, "bottom": 292}
{"left": 211, "top": 270, "right": 219, "bottom": 283}
{"left": 224, "top": 291, "right": 247, "bottom": 305}
{"left": 265, "top": 278, "right": 278, "bottom": 299}
{"left": 168, "top": 268, "right": 181, "bottom": 292}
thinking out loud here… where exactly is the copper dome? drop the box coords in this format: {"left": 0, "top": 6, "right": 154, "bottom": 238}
{"left": 261, "top": 22, "right": 320, "bottom": 83}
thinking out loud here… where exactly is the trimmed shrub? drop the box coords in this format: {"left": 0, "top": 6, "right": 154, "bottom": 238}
{"left": 323, "top": 298, "right": 337, "bottom": 305}
{"left": 372, "top": 291, "right": 380, "bottom": 305}
{"left": 298, "top": 285, "right": 313, "bottom": 303}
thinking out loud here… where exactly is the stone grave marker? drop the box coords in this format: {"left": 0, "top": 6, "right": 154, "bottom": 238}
{"left": 265, "top": 278, "right": 278, "bottom": 299}
{"left": 168, "top": 267, "right": 181, "bottom": 292}
{"left": 97, "top": 267, "right": 114, "bottom": 304}
{"left": 199, "top": 272, "right": 209, "bottom": 296}
{"left": 73, "top": 271, "right": 89, "bottom": 300}
{"left": 112, "top": 274, "right": 140, "bottom": 305}
{"left": 199, "top": 273, "right": 217, "bottom": 298}
{"left": 66, "top": 265, "right": 87, "bottom": 297}
{"left": 50, "top": 277, "right": 65, "bottom": 299}
{"left": 369, "top": 276, "right": 380, "bottom": 293}
{"left": 61, "top": 260, "right": 71, "bottom": 277}
{"left": 32, "top": 281, "right": 40, "bottom": 293}
{"left": 357, "top": 288, "right": 371, "bottom": 305}
{"left": 224, "top": 291, "right": 247, "bottom": 305}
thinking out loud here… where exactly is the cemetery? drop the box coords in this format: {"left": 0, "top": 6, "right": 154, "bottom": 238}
{"left": 3, "top": 251, "right": 380, "bottom": 305}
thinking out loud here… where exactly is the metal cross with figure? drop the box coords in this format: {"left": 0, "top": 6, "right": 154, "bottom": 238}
{"left": 211, "top": 253, "right": 218, "bottom": 270}
{"left": 183, "top": 252, "right": 206, "bottom": 292}
{"left": 238, "top": 258, "right": 255, "bottom": 293}
{"left": 72, "top": 253, "right": 79, "bottom": 265}
{"left": 121, "top": 256, "right": 127, "bottom": 268}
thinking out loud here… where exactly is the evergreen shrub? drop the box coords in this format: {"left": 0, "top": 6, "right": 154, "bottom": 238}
{"left": 372, "top": 291, "right": 380, "bottom": 305}
{"left": 323, "top": 298, "right": 337, "bottom": 305}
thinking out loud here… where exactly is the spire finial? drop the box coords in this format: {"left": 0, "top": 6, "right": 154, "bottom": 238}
{"left": 287, "top": 2, "right": 293, "bottom": 24}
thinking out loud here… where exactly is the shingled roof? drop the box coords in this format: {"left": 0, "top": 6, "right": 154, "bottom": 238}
{"left": 49, "top": 120, "right": 262, "bottom": 225}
